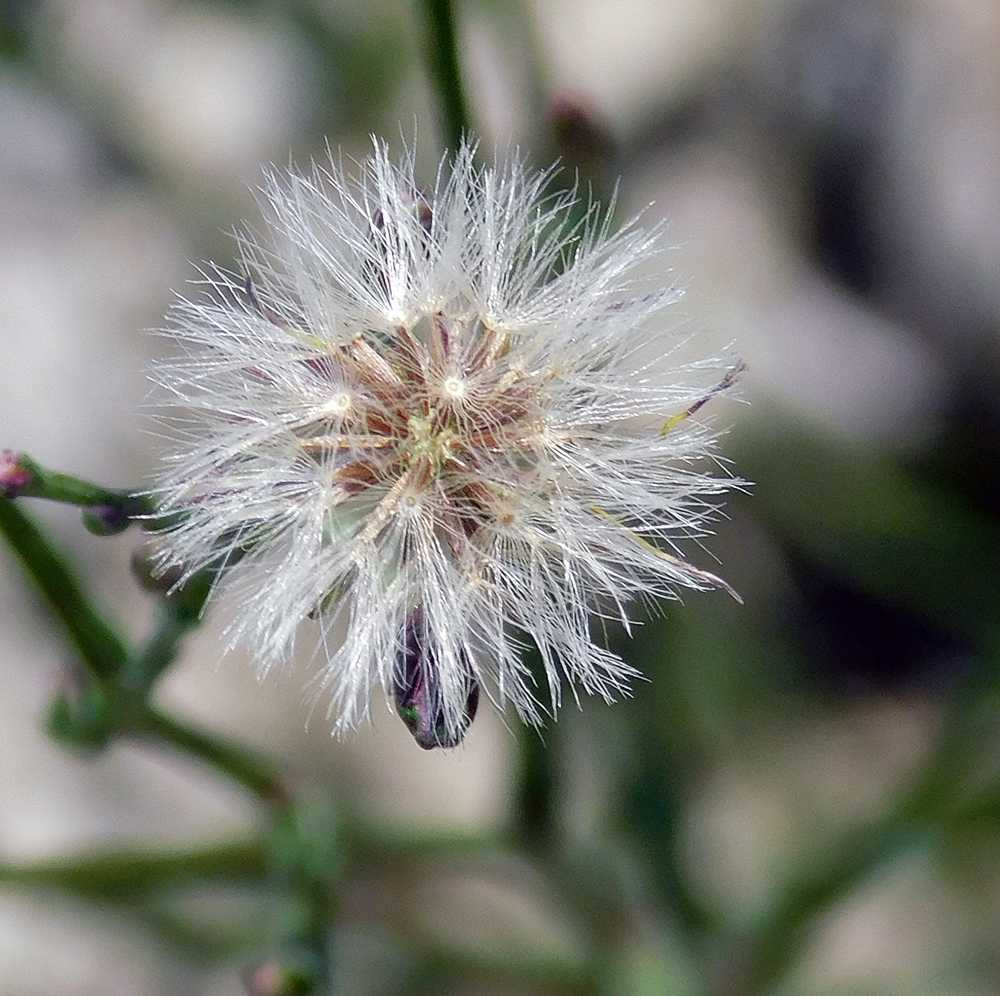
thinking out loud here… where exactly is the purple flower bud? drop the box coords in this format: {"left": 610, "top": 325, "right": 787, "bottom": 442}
{"left": 0, "top": 450, "right": 33, "bottom": 498}
{"left": 82, "top": 504, "right": 130, "bottom": 535}
{"left": 394, "top": 607, "right": 480, "bottom": 749}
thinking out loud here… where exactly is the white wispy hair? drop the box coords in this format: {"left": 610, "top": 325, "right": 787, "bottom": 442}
{"left": 151, "top": 138, "right": 741, "bottom": 748}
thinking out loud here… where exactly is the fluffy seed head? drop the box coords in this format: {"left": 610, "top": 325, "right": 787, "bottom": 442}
{"left": 151, "top": 138, "right": 741, "bottom": 747}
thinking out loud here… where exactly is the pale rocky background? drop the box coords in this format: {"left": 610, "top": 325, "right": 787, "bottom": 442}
{"left": 2, "top": 0, "right": 1000, "bottom": 993}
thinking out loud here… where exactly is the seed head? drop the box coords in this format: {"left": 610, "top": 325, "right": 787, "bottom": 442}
{"left": 151, "top": 138, "right": 742, "bottom": 747}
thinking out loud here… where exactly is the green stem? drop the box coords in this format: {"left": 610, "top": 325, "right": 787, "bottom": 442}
{"left": 344, "top": 826, "right": 500, "bottom": 866}
{"left": 0, "top": 841, "right": 268, "bottom": 899}
{"left": 733, "top": 630, "right": 1000, "bottom": 996}
{"left": 125, "top": 568, "right": 214, "bottom": 694}
{"left": 1, "top": 494, "right": 284, "bottom": 802}
{"left": 0, "top": 841, "right": 272, "bottom": 961}
{"left": 415, "top": 0, "right": 471, "bottom": 151}
{"left": 627, "top": 754, "right": 717, "bottom": 941}
{"left": 7, "top": 454, "right": 150, "bottom": 512}
{"left": 126, "top": 600, "right": 195, "bottom": 694}
{"left": 0, "top": 496, "right": 129, "bottom": 682}
{"left": 734, "top": 820, "right": 921, "bottom": 994}
{"left": 130, "top": 704, "right": 288, "bottom": 806}
{"left": 513, "top": 723, "right": 557, "bottom": 849}
{"left": 509, "top": 643, "right": 559, "bottom": 849}
{"left": 407, "top": 945, "right": 602, "bottom": 996}
{"left": 266, "top": 802, "right": 342, "bottom": 993}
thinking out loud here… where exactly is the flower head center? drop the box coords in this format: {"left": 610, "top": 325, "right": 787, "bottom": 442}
{"left": 405, "top": 411, "right": 457, "bottom": 475}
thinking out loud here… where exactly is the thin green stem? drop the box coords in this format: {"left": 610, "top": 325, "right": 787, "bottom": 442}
{"left": 415, "top": 0, "right": 471, "bottom": 151}
{"left": 266, "top": 802, "right": 343, "bottom": 993}
{"left": 405, "top": 945, "right": 602, "bottom": 996}
{"left": 0, "top": 841, "right": 272, "bottom": 961}
{"left": 344, "top": 826, "right": 500, "bottom": 866}
{"left": 627, "top": 755, "right": 717, "bottom": 941}
{"left": 5, "top": 453, "right": 151, "bottom": 512}
{"left": 731, "top": 630, "right": 1000, "bottom": 996}
{"left": 1, "top": 494, "right": 284, "bottom": 803}
{"left": 125, "top": 568, "right": 214, "bottom": 694}
{"left": 733, "top": 820, "right": 921, "bottom": 995}
{"left": 126, "top": 600, "right": 195, "bottom": 694}
{"left": 0, "top": 841, "right": 268, "bottom": 899}
{"left": 0, "top": 496, "right": 129, "bottom": 682}
{"left": 513, "top": 723, "right": 557, "bottom": 850}
{"left": 508, "top": 642, "right": 560, "bottom": 850}
{"left": 130, "top": 704, "right": 288, "bottom": 806}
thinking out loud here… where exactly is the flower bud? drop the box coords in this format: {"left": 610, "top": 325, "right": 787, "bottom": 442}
{"left": 0, "top": 450, "right": 33, "bottom": 498}
{"left": 242, "top": 960, "right": 318, "bottom": 996}
{"left": 393, "top": 607, "right": 480, "bottom": 749}
{"left": 81, "top": 504, "right": 130, "bottom": 535}
{"left": 46, "top": 666, "right": 113, "bottom": 753}
{"left": 132, "top": 540, "right": 184, "bottom": 594}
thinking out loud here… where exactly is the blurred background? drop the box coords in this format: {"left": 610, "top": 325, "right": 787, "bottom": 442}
{"left": 2, "top": 0, "right": 1000, "bottom": 993}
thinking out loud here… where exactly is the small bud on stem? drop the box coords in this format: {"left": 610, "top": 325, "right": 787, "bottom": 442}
{"left": 0, "top": 451, "right": 151, "bottom": 530}
{"left": 0, "top": 450, "right": 33, "bottom": 498}
{"left": 394, "top": 607, "right": 480, "bottom": 749}
{"left": 243, "top": 961, "right": 317, "bottom": 996}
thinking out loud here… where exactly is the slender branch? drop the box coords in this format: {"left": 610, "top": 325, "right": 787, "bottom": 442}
{"left": 1, "top": 491, "right": 285, "bottom": 803}
{"left": 405, "top": 944, "right": 602, "bottom": 996}
{"left": 627, "top": 754, "right": 718, "bottom": 941}
{"left": 513, "top": 723, "right": 557, "bottom": 849}
{"left": 0, "top": 841, "right": 268, "bottom": 899}
{"left": 129, "top": 704, "right": 289, "bottom": 807}
{"left": 0, "top": 841, "right": 272, "bottom": 962}
{"left": 125, "top": 568, "right": 214, "bottom": 694}
{"left": 0, "top": 496, "right": 129, "bottom": 682}
{"left": 262, "top": 803, "right": 343, "bottom": 994}
{"left": 1, "top": 452, "right": 151, "bottom": 521}
{"left": 732, "top": 820, "right": 920, "bottom": 994}
{"left": 731, "top": 628, "right": 1000, "bottom": 996}
{"left": 415, "top": 0, "right": 471, "bottom": 151}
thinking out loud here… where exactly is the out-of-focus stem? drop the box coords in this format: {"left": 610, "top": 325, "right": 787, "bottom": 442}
{"left": 132, "top": 704, "right": 289, "bottom": 807}
{"left": 731, "top": 628, "right": 1000, "bottom": 996}
{"left": 0, "top": 496, "right": 129, "bottom": 682}
{"left": 0, "top": 841, "right": 268, "bottom": 897}
{"left": 415, "top": 0, "right": 471, "bottom": 151}
{"left": 513, "top": 722, "right": 556, "bottom": 849}
{"left": 125, "top": 567, "right": 214, "bottom": 694}
{"left": 0, "top": 495, "right": 286, "bottom": 806}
